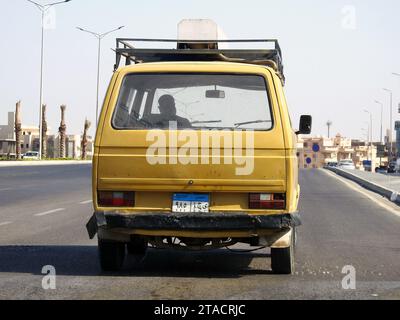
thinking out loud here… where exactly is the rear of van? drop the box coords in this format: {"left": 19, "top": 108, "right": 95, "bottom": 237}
{"left": 87, "top": 62, "right": 301, "bottom": 274}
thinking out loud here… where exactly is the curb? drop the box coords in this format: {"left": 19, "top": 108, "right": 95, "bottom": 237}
{"left": 325, "top": 167, "right": 400, "bottom": 206}
{"left": 0, "top": 160, "right": 92, "bottom": 167}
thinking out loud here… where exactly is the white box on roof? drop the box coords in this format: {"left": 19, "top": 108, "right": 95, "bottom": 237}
{"left": 178, "top": 19, "right": 219, "bottom": 40}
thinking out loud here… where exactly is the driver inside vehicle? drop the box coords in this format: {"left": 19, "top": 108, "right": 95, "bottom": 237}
{"left": 145, "top": 94, "right": 192, "bottom": 129}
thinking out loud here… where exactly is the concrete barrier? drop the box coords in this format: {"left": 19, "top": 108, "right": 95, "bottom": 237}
{"left": 0, "top": 160, "right": 92, "bottom": 167}
{"left": 325, "top": 167, "right": 400, "bottom": 206}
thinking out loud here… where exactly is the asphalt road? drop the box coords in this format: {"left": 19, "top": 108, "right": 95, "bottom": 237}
{"left": 0, "top": 165, "right": 399, "bottom": 300}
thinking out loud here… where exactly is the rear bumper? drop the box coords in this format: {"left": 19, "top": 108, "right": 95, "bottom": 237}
{"left": 86, "top": 211, "right": 301, "bottom": 239}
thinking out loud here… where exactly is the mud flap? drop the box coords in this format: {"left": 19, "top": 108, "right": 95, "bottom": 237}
{"left": 86, "top": 212, "right": 107, "bottom": 239}
{"left": 270, "top": 228, "right": 292, "bottom": 249}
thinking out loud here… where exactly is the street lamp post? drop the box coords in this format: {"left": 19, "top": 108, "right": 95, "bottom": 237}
{"left": 393, "top": 73, "right": 400, "bottom": 161}
{"left": 326, "top": 121, "right": 332, "bottom": 138}
{"left": 27, "top": 0, "right": 72, "bottom": 160}
{"left": 364, "top": 110, "right": 373, "bottom": 165}
{"left": 362, "top": 126, "right": 370, "bottom": 161}
{"left": 374, "top": 100, "right": 384, "bottom": 144}
{"left": 383, "top": 89, "right": 393, "bottom": 160}
{"left": 364, "top": 110, "right": 373, "bottom": 144}
{"left": 76, "top": 26, "right": 125, "bottom": 125}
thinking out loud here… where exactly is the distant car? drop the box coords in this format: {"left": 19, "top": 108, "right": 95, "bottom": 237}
{"left": 375, "top": 166, "right": 388, "bottom": 174}
{"left": 338, "top": 160, "right": 355, "bottom": 170}
{"left": 387, "top": 162, "right": 397, "bottom": 174}
{"left": 327, "top": 162, "right": 338, "bottom": 167}
{"left": 22, "top": 152, "right": 40, "bottom": 160}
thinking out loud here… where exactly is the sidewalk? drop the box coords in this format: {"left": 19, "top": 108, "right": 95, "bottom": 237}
{"left": 344, "top": 170, "right": 400, "bottom": 193}
{"left": 326, "top": 167, "right": 400, "bottom": 206}
{"left": 0, "top": 160, "right": 92, "bottom": 167}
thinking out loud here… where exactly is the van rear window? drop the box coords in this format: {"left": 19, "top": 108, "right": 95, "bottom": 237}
{"left": 112, "top": 73, "right": 273, "bottom": 131}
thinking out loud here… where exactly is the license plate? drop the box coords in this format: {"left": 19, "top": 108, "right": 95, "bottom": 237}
{"left": 172, "top": 193, "right": 210, "bottom": 213}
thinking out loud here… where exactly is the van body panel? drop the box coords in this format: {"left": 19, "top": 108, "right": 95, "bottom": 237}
{"left": 94, "top": 63, "right": 297, "bottom": 214}
{"left": 93, "top": 62, "right": 299, "bottom": 222}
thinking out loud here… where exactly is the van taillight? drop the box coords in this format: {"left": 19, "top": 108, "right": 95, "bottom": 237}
{"left": 98, "top": 191, "right": 135, "bottom": 207}
{"left": 249, "top": 193, "right": 286, "bottom": 209}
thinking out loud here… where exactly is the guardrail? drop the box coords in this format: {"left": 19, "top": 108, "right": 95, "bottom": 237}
{"left": 325, "top": 167, "right": 400, "bottom": 206}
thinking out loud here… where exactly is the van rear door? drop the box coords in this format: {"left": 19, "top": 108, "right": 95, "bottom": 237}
{"left": 95, "top": 67, "right": 286, "bottom": 207}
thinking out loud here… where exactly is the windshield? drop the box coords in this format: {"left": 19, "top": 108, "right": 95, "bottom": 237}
{"left": 112, "top": 73, "right": 273, "bottom": 131}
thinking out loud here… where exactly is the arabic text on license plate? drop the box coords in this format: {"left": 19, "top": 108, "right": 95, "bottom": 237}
{"left": 172, "top": 194, "right": 209, "bottom": 213}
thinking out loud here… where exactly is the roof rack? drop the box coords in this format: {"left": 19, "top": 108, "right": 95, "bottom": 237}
{"left": 114, "top": 38, "right": 285, "bottom": 84}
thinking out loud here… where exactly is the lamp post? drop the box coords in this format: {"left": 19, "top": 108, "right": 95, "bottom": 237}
{"left": 362, "top": 127, "right": 370, "bottom": 161}
{"left": 326, "top": 120, "right": 332, "bottom": 138}
{"left": 364, "top": 110, "right": 373, "bottom": 165}
{"left": 364, "top": 110, "right": 373, "bottom": 143}
{"left": 393, "top": 73, "right": 400, "bottom": 161}
{"left": 27, "top": 0, "right": 72, "bottom": 160}
{"left": 374, "top": 100, "right": 384, "bottom": 145}
{"left": 76, "top": 26, "right": 125, "bottom": 125}
{"left": 383, "top": 88, "right": 394, "bottom": 160}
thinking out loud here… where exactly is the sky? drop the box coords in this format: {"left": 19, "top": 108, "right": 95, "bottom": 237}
{"left": 1, "top": 0, "right": 400, "bottom": 140}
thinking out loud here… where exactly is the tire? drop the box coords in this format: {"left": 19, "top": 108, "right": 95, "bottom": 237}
{"left": 127, "top": 237, "right": 148, "bottom": 256}
{"left": 98, "top": 239, "right": 126, "bottom": 272}
{"left": 271, "top": 230, "right": 295, "bottom": 275}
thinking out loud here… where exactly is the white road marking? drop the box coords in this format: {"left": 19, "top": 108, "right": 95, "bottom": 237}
{"left": 34, "top": 208, "right": 65, "bottom": 217}
{"left": 0, "top": 221, "right": 13, "bottom": 227}
{"left": 79, "top": 200, "right": 92, "bottom": 205}
{"left": 0, "top": 188, "right": 13, "bottom": 192}
{"left": 322, "top": 169, "right": 400, "bottom": 217}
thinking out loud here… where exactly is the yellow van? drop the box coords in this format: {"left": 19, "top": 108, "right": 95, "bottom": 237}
{"left": 86, "top": 37, "right": 312, "bottom": 274}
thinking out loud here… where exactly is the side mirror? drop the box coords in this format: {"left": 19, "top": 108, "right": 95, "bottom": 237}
{"left": 296, "top": 115, "right": 312, "bottom": 135}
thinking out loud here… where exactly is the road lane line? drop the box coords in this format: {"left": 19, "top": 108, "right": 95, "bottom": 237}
{"left": 0, "top": 221, "right": 13, "bottom": 227}
{"left": 80, "top": 200, "right": 92, "bottom": 204}
{"left": 34, "top": 208, "right": 66, "bottom": 217}
{"left": 322, "top": 169, "right": 400, "bottom": 217}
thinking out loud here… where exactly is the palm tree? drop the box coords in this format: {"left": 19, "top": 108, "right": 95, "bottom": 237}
{"left": 59, "top": 105, "right": 67, "bottom": 158}
{"left": 15, "top": 101, "right": 22, "bottom": 160}
{"left": 41, "top": 104, "right": 48, "bottom": 159}
{"left": 81, "top": 119, "right": 91, "bottom": 160}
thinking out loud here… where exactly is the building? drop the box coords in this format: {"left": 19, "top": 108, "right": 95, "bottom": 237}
{"left": 0, "top": 112, "right": 15, "bottom": 140}
{"left": 0, "top": 139, "right": 16, "bottom": 158}
{"left": 0, "top": 112, "right": 46, "bottom": 157}
{"left": 0, "top": 111, "right": 93, "bottom": 159}
{"left": 43, "top": 134, "right": 93, "bottom": 159}
{"left": 297, "top": 134, "right": 378, "bottom": 170}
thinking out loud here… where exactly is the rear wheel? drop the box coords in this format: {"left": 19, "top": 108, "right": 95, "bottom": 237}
{"left": 271, "top": 230, "right": 295, "bottom": 275}
{"left": 98, "top": 239, "right": 126, "bottom": 272}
